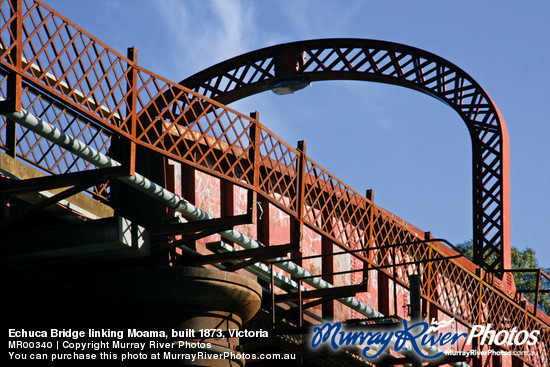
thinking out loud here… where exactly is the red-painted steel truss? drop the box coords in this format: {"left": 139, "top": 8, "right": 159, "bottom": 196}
{"left": 178, "top": 39, "right": 511, "bottom": 276}
{"left": 1, "top": 1, "right": 548, "bottom": 366}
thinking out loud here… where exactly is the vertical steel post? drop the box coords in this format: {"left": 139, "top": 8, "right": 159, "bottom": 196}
{"left": 249, "top": 111, "right": 261, "bottom": 225}
{"left": 393, "top": 245, "right": 397, "bottom": 315}
{"left": 378, "top": 271, "right": 390, "bottom": 316}
{"left": 5, "top": 116, "right": 17, "bottom": 158}
{"left": 220, "top": 179, "right": 234, "bottom": 246}
{"left": 270, "top": 262, "right": 276, "bottom": 328}
{"left": 220, "top": 179, "right": 234, "bottom": 217}
{"left": 295, "top": 140, "right": 306, "bottom": 242}
{"left": 126, "top": 47, "right": 138, "bottom": 176}
{"left": 321, "top": 236, "right": 334, "bottom": 319}
{"left": 474, "top": 268, "right": 483, "bottom": 367}
{"left": 364, "top": 190, "right": 374, "bottom": 291}
{"left": 298, "top": 279, "right": 303, "bottom": 327}
{"left": 291, "top": 140, "right": 306, "bottom": 265}
{"left": 425, "top": 231, "right": 433, "bottom": 321}
{"left": 5, "top": 0, "right": 22, "bottom": 112}
{"left": 249, "top": 112, "right": 260, "bottom": 187}
{"left": 534, "top": 269, "right": 541, "bottom": 317}
{"left": 257, "top": 199, "right": 270, "bottom": 245}
{"left": 409, "top": 273, "right": 422, "bottom": 367}
{"left": 1, "top": 0, "right": 23, "bottom": 157}
{"left": 409, "top": 273, "right": 421, "bottom": 320}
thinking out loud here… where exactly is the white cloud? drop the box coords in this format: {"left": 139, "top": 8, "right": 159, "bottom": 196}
{"left": 153, "top": 0, "right": 258, "bottom": 78}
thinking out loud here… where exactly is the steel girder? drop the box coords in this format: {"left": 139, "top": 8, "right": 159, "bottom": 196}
{"left": 4, "top": 2, "right": 547, "bottom": 364}
{"left": 177, "top": 39, "right": 511, "bottom": 276}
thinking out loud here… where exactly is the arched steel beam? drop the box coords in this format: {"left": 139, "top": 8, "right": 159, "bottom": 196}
{"left": 179, "top": 38, "right": 511, "bottom": 276}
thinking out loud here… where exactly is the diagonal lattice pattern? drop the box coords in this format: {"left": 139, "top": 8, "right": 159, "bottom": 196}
{"left": 0, "top": 75, "right": 111, "bottom": 200}
{"left": 180, "top": 38, "right": 510, "bottom": 276}
{"left": 257, "top": 129, "right": 300, "bottom": 214}
{"left": 303, "top": 158, "right": 370, "bottom": 248}
{"left": 1, "top": 2, "right": 547, "bottom": 365}
{"left": 133, "top": 68, "right": 257, "bottom": 186}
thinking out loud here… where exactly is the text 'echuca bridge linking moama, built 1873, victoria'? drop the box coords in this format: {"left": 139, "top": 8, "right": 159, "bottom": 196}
{"left": 1, "top": 1, "right": 549, "bottom": 366}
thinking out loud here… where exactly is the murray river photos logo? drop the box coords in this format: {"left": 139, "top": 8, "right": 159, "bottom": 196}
{"left": 310, "top": 318, "right": 539, "bottom": 359}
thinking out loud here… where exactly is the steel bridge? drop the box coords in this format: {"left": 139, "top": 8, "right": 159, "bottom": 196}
{"left": 1, "top": 1, "right": 549, "bottom": 367}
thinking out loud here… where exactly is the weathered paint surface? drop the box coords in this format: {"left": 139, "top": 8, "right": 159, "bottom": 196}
{"left": 187, "top": 169, "right": 409, "bottom": 322}
{"left": 269, "top": 196, "right": 290, "bottom": 246}
{"left": 301, "top": 226, "right": 323, "bottom": 318}
{"left": 167, "top": 167, "right": 535, "bottom": 366}
{"left": 234, "top": 185, "right": 256, "bottom": 242}
{"left": 195, "top": 170, "right": 221, "bottom": 252}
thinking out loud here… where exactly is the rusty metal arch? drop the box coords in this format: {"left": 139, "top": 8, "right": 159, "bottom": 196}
{"left": 179, "top": 38, "right": 511, "bottom": 275}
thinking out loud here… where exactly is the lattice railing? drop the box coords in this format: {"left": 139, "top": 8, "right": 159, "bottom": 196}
{"left": 1, "top": 1, "right": 548, "bottom": 365}
{"left": 180, "top": 38, "right": 510, "bottom": 276}
{"left": 0, "top": 76, "right": 112, "bottom": 198}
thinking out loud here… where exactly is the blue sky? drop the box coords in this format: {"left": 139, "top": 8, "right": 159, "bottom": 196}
{"left": 45, "top": 0, "right": 550, "bottom": 267}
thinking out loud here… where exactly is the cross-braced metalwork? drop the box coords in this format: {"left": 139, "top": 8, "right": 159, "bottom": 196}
{"left": 1, "top": 1, "right": 547, "bottom": 366}
{"left": 179, "top": 38, "right": 511, "bottom": 276}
